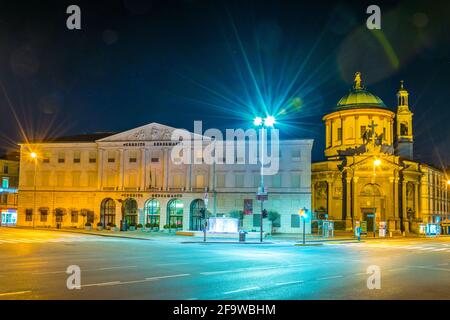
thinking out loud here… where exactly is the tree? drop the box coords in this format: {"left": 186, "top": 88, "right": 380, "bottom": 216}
{"left": 267, "top": 210, "right": 280, "bottom": 234}
{"left": 229, "top": 210, "right": 244, "bottom": 228}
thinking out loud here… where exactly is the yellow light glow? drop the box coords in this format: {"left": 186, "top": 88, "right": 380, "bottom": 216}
{"left": 374, "top": 159, "right": 381, "bottom": 166}
{"left": 30, "top": 152, "right": 37, "bottom": 159}
{"left": 447, "top": 180, "right": 450, "bottom": 185}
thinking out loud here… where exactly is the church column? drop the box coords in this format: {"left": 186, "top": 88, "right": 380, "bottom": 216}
{"left": 118, "top": 149, "right": 124, "bottom": 191}
{"left": 140, "top": 148, "right": 147, "bottom": 191}
{"left": 346, "top": 176, "right": 352, "bottom": 230}
{"left": 393, "top": 171, "right": 400, "bottom": 231}
{"left": 326, "top": 178, "right": 333, "bottom": 218}
{"left": 414, "top": 182, "right": 420, "bottom": 219}
{"left": 97, "top": 148, "right": 104, "bottom": 190}
{"left": 402, "top": 179, "right": 409, "bottom": 232}
{"left": 352, "top": 176, "right": 359, "bottom": 226}
{"left": 355, "top": 116, "right": 359, "bottom": 144}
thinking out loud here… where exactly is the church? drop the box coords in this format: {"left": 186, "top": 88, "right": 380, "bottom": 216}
{"left": 312, "top": 73, "right": 449, "bottom": 234}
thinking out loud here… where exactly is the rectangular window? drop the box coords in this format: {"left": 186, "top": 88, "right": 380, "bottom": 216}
{"left": 337, "top": 128, "right": 342, "bottom": 141}
{"left": 88, "top": 172, "right": 97, "bottom": 187}
{"left": 25, "top": 209, "right": 33, "bottom": 221}
{"left": 56, "top": 172, "right": 65, "bottom": 187}
{"left": 383, "top": 127, "right": 386, "bottom": 140}
{"left": 40, "top": 210, "right": 48, "bottom": 222}
{"left": 235, "top": 174, "right": 244, "bottom": 188}
{"left": 41, "top": 172, "right": 50, "bottom": 187}
{"left": 272, "top": 175, "right": 281, "bottom": 188}
{"left": 43, "top": 152, "right": 50, "bottom": 163}
{"left": 58, "top": 152, "right": 65, "bottom": 163}
{"left": 195, "top": 175, "right": 205, "bottom": 188}
{"left": 72, "top": 172, "right": 81, "bottom": 187}
{"left": 360, "top": 126, "right": 366, "bottom": 138}
{"left": 108, "top": 158, "right": 115, "bottom": 163}
{"left": 253, "top": 175, "right": 260, "bottom": 187}
{"left": 73, "top": 151, "right": 81, "bottom": 163}
{"left": 107, "top": 151, "right": 115, "bottom": 163}
{"left": 151, "top": 158, "right": 159, "bottom": 163}
{"left": 253, "top": 214, "right": 261, "bottom": 227}
{"left": 1, "top": 194, "right": 7, "bottom": 204}
{"left": 3, "top": 165, "right": 8, "bottom": 174}
{"left": 71, "top": 211, "right": 78, "bottom": 223}
{"left": 291, "top": 214, "right": 300, "bottom": 228}
{"left": 129, "top": 151, "right": 137, "bottom": 163}
{"left": 291, "top": 149, "right": 301, "bottom": 160}
{"left": 89, "top": 152, "right": 97, "bottom": 163}
{"left": 216, "top": 174, "right": 225, "bottom": 188}
{"left": 290, "top": 173, "right": 301, "bottom": 188}
{"left": 2, "top": 177, "right": 9, "bottom": 189}
{"left": 173, "top": 174, "right": 183, "bottom": 188}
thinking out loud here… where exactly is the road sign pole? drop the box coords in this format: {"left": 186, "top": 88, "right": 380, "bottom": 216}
{"left": 303, "top": 216, "right": 306, "bottom": 245}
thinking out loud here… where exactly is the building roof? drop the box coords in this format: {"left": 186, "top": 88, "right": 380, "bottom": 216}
{"left": 26, "top": 132, "right": 116, "bottom": 144}
{"left": 336, "top": 72, "right": 387, "bottom": 111}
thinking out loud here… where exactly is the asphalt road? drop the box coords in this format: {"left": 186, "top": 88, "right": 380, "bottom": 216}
{"left": 0, "top": 227, "right": 449, "bottom": 300}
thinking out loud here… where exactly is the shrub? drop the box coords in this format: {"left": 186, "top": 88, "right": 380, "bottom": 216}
{"left": 129, "top": 222, "right": 136, "bottom": 227}
{"left": 97, "top": 222, "right": 103, "bottom": 227}
{"left": 137, "top": 223, "right": 143, "bottom": 228}
{"left": 163, "top": 224, "right": 170, "bottom": 229}
{"left": 85, "top": 222, "right": 91, "bottom": 227}
{"left": 145, "top": 223, "right": 152, "bottom": 228}
{"left": 107, "top": 222, "right": 115, "bottom": 227}
{"left": 152, "top": 223, "right": 159, "bottom": 228}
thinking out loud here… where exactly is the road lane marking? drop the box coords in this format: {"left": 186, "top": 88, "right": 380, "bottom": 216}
{"left": 82, "top": 274, "right": 191, "bottom": 288}
{"left": 409, "top": 266, "right": 450, "bottom": 272}
{"left": 224, "top": 286, "right": 260, "bottom": 295}
{"left": 316, "top": 275, "right": 343, "bottom": 281}
{"left": 275, "top": 280, "right": 304, "bottom": 286}
{"left": 33, "top": 265, "right": 137, "bottom": 275}
{"left": 145, "top": 274, "right": 190, "bottom": 281}
{"left": 0, "top": 290, "right": 32, "bottom": 297}
{"left": 432, "top": 248, "right": 447, "bottom": 252}
{"left": 388, "top": 268, "right": 408, "bottom": 272}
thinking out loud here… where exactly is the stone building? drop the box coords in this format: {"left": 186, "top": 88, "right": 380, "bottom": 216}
{"left": 312, "top": 73, "right": 449, "bottom": 234}
{"left": 17, "top": 122, "right": 313, "bottom": 234}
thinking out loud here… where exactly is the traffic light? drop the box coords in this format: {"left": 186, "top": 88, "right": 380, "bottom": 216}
{"left": 262, "top": 209, "right": 268, "bottom": 219}
{"left": 200, "top": 208, "right": 206, "bottom": 219}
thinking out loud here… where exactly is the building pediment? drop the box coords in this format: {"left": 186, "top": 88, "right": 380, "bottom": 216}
{"left": 96, "top": 122, "right": 202, "bottom": 142}
{"left": 345, "top": 154, "right": 403, "bottom": 171}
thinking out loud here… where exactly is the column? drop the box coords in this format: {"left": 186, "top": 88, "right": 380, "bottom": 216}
{"left": 393, "top": 172, "right": 399, "bottom": 230}
{"left": 352, "top": 176, "right": 359, "bottom": 223}
{"left": 326, "top": 179, "right": 333, "bottom": 217}
{"left": 402, "top": 180, "right": 409, "bottom": 232}
{"left": 140, "top": 148, "right": 146, "bottom": 191}
{"left": 163, "top": 148, "right": 169, "bottom": 191}
{"left": 346, "top": 176, "right": 352, "bottom": 229}
{"left": 97, "top": 148, "right": 104, "bottom": 190}
{"left": 414, "top": 182, "right": 420, "bottom": 219}
{"left": 118, "top": 149, "right": 124, "bottom": 191}
{"left": 208, "top": 162, "right": 215, "bottom": 192}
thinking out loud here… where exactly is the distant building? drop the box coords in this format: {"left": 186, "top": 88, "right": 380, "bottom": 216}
{"left": 312, "top": 73, "right": 449, "bottom": 234}
{"left": 0, "top": 152, "right": 19, "bottom": 225}
{"left": 16, "top": 123, "right": 313, "bottom": 234}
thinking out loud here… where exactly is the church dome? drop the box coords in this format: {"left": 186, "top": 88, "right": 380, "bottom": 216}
{"left": 336, "top": 72, "right": 387, "bottom": 110}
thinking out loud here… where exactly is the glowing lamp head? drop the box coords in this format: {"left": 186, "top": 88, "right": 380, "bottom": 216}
{"left": 253, "top": 117, "right": 263, "bottom": 126}
{"left": 374, "top": 159, "right": 381, "bottom": 166}
{"left": 30, "top": 152, "right": 37, "bottom": 159}
{"left": 447, "top": 180, "right": 450, "bottom": 186}
{"left": 264, "top": 116, "right": 276, "bottom": 127}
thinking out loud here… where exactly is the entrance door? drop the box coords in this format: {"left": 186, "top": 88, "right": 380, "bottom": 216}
{"left": 190, "top": 199, "right": 205, "bottom": 231}
{"left": 124, "top": 198, "right": 138, "bottom": 226}
{"left": 363, "top": 211, "right": 376, "bottom": 235}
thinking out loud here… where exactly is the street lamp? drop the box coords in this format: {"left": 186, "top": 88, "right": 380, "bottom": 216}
{"left": 253, "top": 115, "right": 276, "bottom": 242}
{"left": 373, "top": 159, "right": 381, "bottom": 167}
{"left": 299, "top": 207, "right": 308, "bottom": 245}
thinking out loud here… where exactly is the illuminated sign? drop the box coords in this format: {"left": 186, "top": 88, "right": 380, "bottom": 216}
{"left": 207, "top": 217, "right": 238, "bottom": 233}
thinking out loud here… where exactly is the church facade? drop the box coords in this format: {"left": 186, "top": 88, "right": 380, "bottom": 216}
{"left": 16, "top": 123, "right": 313, "bottom": 234}
{"left": 312, "top": 73, "right": 449, "bottom": 234}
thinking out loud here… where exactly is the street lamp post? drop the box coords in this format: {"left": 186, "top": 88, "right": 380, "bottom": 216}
{"left": 254, "top": 116, "right": 275, "bottom": 243}
{"left": 299, "top": 207, "right": 307, "bottom": 245}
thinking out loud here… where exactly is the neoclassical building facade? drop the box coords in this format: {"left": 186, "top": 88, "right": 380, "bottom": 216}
{"left": 17, "top": 123, "right": 313, "bottom": 233}
{"left": 312, "top": 73, "right": 449, "bottom": 234}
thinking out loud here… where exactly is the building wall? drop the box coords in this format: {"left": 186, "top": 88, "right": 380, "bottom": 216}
{"left": 17, "top": 133, "right": 313, "bottom": 234}
{"left": 0, "top": 159, "right": 19, "bottom": 225}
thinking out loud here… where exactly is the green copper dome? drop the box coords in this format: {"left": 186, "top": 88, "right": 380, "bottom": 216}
{"left": 336, "top": 72, "right": 387, "bottom": 110}
{"left": 336, "top": 88, "right": 386, "bottom": 110}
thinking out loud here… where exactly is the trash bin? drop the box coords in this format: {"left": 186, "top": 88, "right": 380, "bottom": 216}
{"left": 239, "top": 231, "right": 247, "bottom": 242}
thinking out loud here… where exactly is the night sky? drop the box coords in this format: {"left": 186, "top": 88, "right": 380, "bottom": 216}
{"left": 0, "top": 0, "right": 449, "bottom": 168}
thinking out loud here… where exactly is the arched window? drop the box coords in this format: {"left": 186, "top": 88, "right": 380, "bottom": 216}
{"left": 167, "top": 199, "right": 184, "bottom": 228}
{"left": 144, "top": 199, "right": 160, "bottom": 226}
{"left": 100, "top": 198, "right": 116, "bottom": 226}
{"left": 124, "top": 198, "right": 138, "bottom": 225}
{"left": 400, "top": 122, "right": 408, "bottom": 136}
{"left": 190, "top": 199, "right": 205, "bottom": 231}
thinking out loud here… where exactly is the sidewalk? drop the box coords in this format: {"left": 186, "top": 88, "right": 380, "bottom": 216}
{"left": 8, "top": 225, "right": 434, "bottom": 244}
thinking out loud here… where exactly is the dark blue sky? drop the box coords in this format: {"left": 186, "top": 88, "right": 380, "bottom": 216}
{"left": 0, "top": 0, "right": 449, "bottom": 168}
